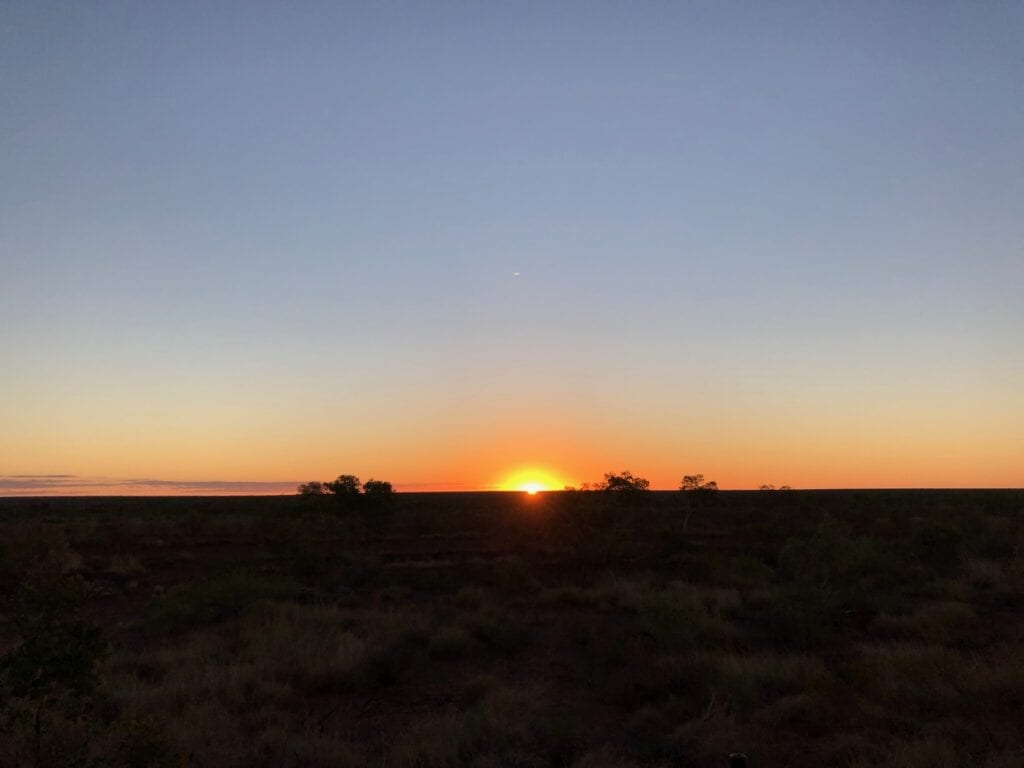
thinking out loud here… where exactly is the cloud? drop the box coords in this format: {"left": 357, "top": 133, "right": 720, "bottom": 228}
{"left": 7, "top": 474, "right": 78, "bottom": 479}
{"left": 0, "top": 476, "right": 466, "bottom": 496}
{"left": 0, "top": 475, "right": 299, "bottom": 496}
{"left": 0, "top": 476, "right": 98, "bottom": 491}
{"left": 121, "top": 478, "right": 300, "bottom": 493}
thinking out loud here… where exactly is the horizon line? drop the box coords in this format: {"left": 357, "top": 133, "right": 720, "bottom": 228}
{"left": 2, "top": 487, "right": 1023, "bottom": 499}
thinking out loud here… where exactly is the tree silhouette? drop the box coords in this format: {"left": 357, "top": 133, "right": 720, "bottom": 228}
{"left": 680, "top": 473, "right": 718, "bottom": 531}
{"left": 297, "top": 474, "right": 397, "bottom": 512}
{"left": 680, "top": 474, "right": 718, "bottom": 492}
{"left": 326, "top": 475, "right": 361, "bottom": 497}
{"left": 363, "top": 479, "right": 394, "bottom": 499}
{"left": 598, "top": 471, "right": 650, "bottom": 492}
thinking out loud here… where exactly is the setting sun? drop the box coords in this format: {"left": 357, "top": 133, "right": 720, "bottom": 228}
{"left": 497, "top": 467, "right": 567, "bottom": 495}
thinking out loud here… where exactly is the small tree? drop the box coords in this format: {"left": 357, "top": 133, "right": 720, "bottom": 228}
{"left": 680, "top": 474, "right": 718, "bottom": 492}
{"left": 297, "top": 481, "right": 328, "bottom": 496}
{"left": 362, "top": 479, "right": 393, "bottom": 496}
{"left": 326, "top": 475, "right": 361, "bottom": 497}
{"left": 759, "top": 484, "right": 776, "bottom": 492}
{"left": 679, "top": 473, "right": 718, "bottom": 531}
{"left": 598, "top": 471, "right": 650, "bottom": 492}
{"left": 362, "top": 479, "right": 394, "bottom": 500}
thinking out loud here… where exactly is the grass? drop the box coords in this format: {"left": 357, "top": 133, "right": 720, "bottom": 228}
{"left": 0, "top": 490, "right": 1021, "bottom": 767}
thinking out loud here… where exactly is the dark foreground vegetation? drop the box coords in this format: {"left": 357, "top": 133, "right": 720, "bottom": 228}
{"left": 1, "top": 490, "right": 1022, "bottom": 768}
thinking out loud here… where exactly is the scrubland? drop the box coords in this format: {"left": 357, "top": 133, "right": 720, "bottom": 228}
{"left": 1, "top": 490, "right": 1022, "bottom": 767}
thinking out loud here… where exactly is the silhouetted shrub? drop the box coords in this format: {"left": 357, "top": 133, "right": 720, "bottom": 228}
{"left": 680, "top": 474, "right": 718, "bottom": 492}
{"left": 297, "top": 474, "right": 396, "bottom": 514}
{"left": 597, "top": 471, "right": 650, "bottom": 492}
{"left": 326, "top": 474, "right": 362, "bottom": 497}
{"left": 362, "top": 478, "right": 394, "bottom": 498}
{"left": 362, "top": 479, "right": 396, "bottom": 514}
{"left": 679, "top": 474, "right": 720, "bottom": 530}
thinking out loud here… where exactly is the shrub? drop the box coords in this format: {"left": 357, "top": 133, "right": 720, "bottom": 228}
{"left": 680, "top": 475, "right": 718, "bottom": 492}
{"left": 362, "top": 479, "right": 394, "bottom": 498}
{"left": 325, "top": 475, "right": 360, "bottom": 494}
{"left": 597, "top": 471, "right": 650, "bottom": 492}
{"left": 297, "top": 481, "right": 328, "bottom": 496}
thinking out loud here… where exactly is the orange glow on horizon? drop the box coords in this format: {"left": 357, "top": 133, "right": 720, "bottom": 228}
{"left": 496, "top": 467, "right": 568, "bottom": 494}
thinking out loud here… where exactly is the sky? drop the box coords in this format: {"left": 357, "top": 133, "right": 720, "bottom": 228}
{"left": 2, "top": 2, "right": 1022, "bottom": 494}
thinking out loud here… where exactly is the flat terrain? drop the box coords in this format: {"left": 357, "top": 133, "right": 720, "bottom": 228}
{"left": 1, "top": 491, "right": 1022, "bottom": 767}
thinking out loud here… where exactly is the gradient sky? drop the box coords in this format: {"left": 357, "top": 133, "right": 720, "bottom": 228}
{"left": 2, "top": 2, "right": 1022, "bottom": 493}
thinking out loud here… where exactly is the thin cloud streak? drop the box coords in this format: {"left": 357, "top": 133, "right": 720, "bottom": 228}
{"left": 0, "top": 475, "right": 471, "bottom": 496}
{"left": 0, "top": 475, "right": 298, "bottom": 496}
{"left": 7, "top": 474, "right": 78, "bottom": 478}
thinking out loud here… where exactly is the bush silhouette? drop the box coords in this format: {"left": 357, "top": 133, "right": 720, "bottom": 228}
{"left": 297, "top": 481, "right": 328, "bottom": 496}
{"left": 327, "top": 475, "right": 362, "bottom": 497}
{"left": 598, "top": 471, "right": 650, "bottom": 492}
{"left": 679, "top": 474, "right": 719, "bottom": 531}
{"left": 680, "top": 474, "right": 718, "bottom": 492}
{"left": 363, "top": 479, "right": 394, "bottom": 499}
{"left": 296, "top": 474, "right": 396, "bottom": 514}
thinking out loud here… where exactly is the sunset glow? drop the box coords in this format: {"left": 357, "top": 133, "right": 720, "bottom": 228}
{"left": 1, "top": 4, "right": 1021, "bottom": 495}
{"left": 497, "top": 468, "right": 568, "bottom": 495}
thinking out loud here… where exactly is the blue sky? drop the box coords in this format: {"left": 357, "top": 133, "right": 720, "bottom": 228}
{"left": 2, "top": 2, "right": 1022, "bottom": 490}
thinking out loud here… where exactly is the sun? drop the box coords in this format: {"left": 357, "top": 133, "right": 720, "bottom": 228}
{"left": 497, "top": 467, "right": 566, "bottom": 495}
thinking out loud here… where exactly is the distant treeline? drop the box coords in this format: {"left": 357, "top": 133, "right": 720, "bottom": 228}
{"left": 297, "top": 475, "right": 393, "bottom": 499}
{"left": 296, "top": 471, "right": 792, "bottom": 495}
